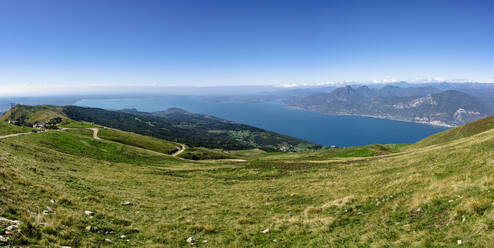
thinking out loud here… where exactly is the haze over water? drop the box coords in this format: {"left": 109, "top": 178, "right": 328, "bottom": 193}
{"left": 74, "top": 96, "right": 447, "bottom": 147}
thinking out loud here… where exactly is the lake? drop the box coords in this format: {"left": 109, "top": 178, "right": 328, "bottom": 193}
{"left": 74, "top": 96, "right": 448, "bottom": 147}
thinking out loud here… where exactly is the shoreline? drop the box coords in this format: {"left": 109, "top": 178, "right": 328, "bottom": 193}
{"left": 284, "top": 105, "right": 455, "bottom": 128}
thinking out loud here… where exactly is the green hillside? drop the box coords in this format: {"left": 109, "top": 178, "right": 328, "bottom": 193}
{"left": 0, "top": 121, "right": 32, "bottom": 135}
{"left": 97, "top": 128, "right": 179, "bottom": 155}
{"left": 411, "top": 115, "right": 494, "bottom": 148}
{"left": 0, "top": 105, "right": 66, "bottom": 123}
{"left": 28, "top": 130, "right": 181, "bottom": 165}
{"left": 176, "top": 146, "right": 234, "bottom": 160}
{"left": 65, "top": 127, "right": 233, "bottom": 161}
{"left": 1, "top": 115, "right": 494, "bottom": 246}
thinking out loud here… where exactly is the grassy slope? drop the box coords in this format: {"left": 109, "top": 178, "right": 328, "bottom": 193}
{"left": 2, "top": 119, "right": 494, "bottom": 246}
{"left": 58, "top": 120, "right": 101, "bottom": 128}
{"left": 0, "top": 121, "right": 32, "bottom": 135}
{"left": 64, "top": 127, "right": 232, "bottom": 160}
{"left": 97, "top": 128, "right": 179, "bottom": 155}
{"left": 94, "top": 128, "right": 233, "bottom": 159}
{"left": 0, "top": 111, "right": 233, "bottom": 160}
{"left": 0, "top": 105, "right": 66, "bottom": 123}
{"left": 28, "top": 130, "right": 181, "bottom": 166}
{"left": 177, "top": 147, "right": 234, "bottom": 160}
{"left": 411, "top": 115, "right": 494, "bottom": 148}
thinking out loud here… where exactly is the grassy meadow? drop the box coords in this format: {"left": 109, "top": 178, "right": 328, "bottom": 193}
{"left": 0, "top": 121, "right": 32, "bottom": 135}
{"left": 1, "top": 118, "right": 494, "bottom": 247}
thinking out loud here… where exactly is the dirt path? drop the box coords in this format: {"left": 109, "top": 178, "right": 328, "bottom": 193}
{"left": 196, "top": 158, "right": 247, "bottom": 163}
{"left": 0, "top": 128, "right": 101, "bottom": 141}
{"left": 172, "top": 144, "right": 186, "bottom": 156}
{"left": 62, "top": 127, "right": 186, "bottom": 157}
{"left": 89, "top": 128, "right": 101, "bottom": 140}
{"left": 3, "top": 127, "right": 188, "bottom": 158}
{"left": 0, "top": 132, "right": 31, "bottom": 139}
{"left": 60, "top": 127, "right": 101, "bottom": 140}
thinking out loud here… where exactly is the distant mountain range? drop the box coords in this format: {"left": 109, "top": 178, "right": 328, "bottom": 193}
{"left": 284, "top": 85, "right": 493, "bottom": 127}
{"left": 1, "top": 82, "right": 494, "bottom": 127}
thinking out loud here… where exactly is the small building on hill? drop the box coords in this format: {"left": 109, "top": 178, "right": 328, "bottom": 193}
{"left": 33, "top": 121, "right": 44, "bottom": 129}
{"left": 48, "top": 117, "right": 63, "bottom": 125}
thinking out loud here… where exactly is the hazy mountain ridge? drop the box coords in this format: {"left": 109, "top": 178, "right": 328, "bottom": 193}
{"left": 1, "top": 82, "right": 493, "bottom": 128}
{"left": 285, "top": 85, "right": 493, "bottom": 127}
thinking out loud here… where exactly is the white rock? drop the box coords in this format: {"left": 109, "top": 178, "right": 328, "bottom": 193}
{"left": 121, "top": 201, "right": 133, "bottom": 206}
{"left": 6, "top": 225, "right": 17, "bottom": 231}
{"left": 105, "top": 238, "right": 112, "bottom": 243}
{"left": 202, "top": 240, "right": 208, "bottom": 243}
{"left": 0, "top": 217, "right": 19, "bottom": 225}
{"left": 120, "top": 235, "right": 126, "bottom": 239}
{"left": 84, "top": 210, "right": 95, "bottom": 216}
{"left": 61, "top": 246, "right": 72, "bottom": 248}
{"left": 260, "top": 229, "right": 269, "bottom": 234}
{"left": 186, "top": 236, "right": 196, "bottom": 243}
{"left": 457, "top": 239, "right": 462, "bottom": 245}
{"left": 416, "top": 208, "right": 421, "bottom": 212}
{"left": 0, "top": 235, "right": 7, "bottom": 242}
{"left": 50, "top": 199, "right": 55, "bottom": 204}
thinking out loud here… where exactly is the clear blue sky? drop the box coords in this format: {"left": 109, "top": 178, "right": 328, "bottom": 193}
{"left": 1, "top": 0, "right": 493, "bottom": 92}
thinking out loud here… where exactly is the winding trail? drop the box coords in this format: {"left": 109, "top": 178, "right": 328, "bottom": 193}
{"left": 172, "top": 144, "right": 186, "bottom": 156}
{"left": 1, "top": 126, "right": 188, "bottom": 158}
{"left": 63, "top": 127, "right": 187, "bottom": 156}
{"left": 0, "top": 132, "right": 31, "bottom": 139}
{"left": 0, "top": 128, "right": 100, "bottom": 140}
{"left": 60, "top": 127, "right": 100, "bottom": 140}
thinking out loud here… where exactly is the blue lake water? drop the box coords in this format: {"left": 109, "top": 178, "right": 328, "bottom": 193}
{"left": 74, "top": 96, "right": 448, "bottom": 147}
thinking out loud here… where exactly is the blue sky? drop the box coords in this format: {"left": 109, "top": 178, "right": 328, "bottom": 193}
{"left": 1, "top": 0, "right": 493, "bottom": 93}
